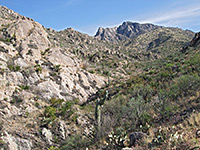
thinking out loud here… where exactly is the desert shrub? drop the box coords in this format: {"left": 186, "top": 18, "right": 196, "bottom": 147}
{"left": 18, "top": 85, "right": 30, "bottom": 90}
{"left": 41, "top": 48, "right": 50, "bottom": 56}
{"left": 169, "top": 75, "right": 200, "bottom": 100}
{"left": 11, "top": 95, "right": 23, "bottom": 104}
{"left": 104, "top": 128, "right": 127, "bottom": 149}
{"left": 59, "top": 101, "right": 74, "bottom": 117}
{"left": 131, "top": 84, "right": 154, "bottom": 102}
{"left": 166, "top": 63, "right": 174, "bottom": 68}
{"left": 187, "top": 53, "right": 200, "bottom": 73}
{"left": 103, "top": 70, "right": 109, "bottom": 76}
{"left": 35, "top": 102, "right": 40, "bottom": 108}
{"left": 48, "top": 146, "right": 60, "bottom": 150}
{"left": 60, "top": 134, "right": 91, "bottom": 150}
{"left": 44, "top": 106, "right": 57, "bottom": 120}
{"left": 42, "top": 106, "right": 57, "bottom": 126}
{"left": 34, "top": 64, "right": 42, "bottom": 73}
{"left": 6, "top": 38, "right": 11, "bottom": 42}
{"left": 12, "top": 33, "right": 16, "bottom": 38}
{"left": 43, "top": 98, "right": 76, "bottom": 126}
{"left": 8, "top": 64, "right": 20, "bottom": 71}
{"left": 102, "top": 94, "right": 151, "bottom": 137}
{"left": 50, "top": 97, "right": 64, "bottom": 107}
{"left": 53, "top": 64, "right": 61, "bottom": 72}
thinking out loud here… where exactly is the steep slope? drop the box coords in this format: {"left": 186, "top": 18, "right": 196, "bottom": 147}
{"left": 0, "top": 6, "right": 106, "bottom": 103}
{"left": 182, "top": 31, "right": 200, "bottom": 52}
{"left": 46, "top": 27, "right": 135, "bottom": 79}
{"left": 96, "top": 32, "right": 200, "bottom": 149}
{"left": 0, "top": 5, "right": 199, "bottom": 150}
{"left": 95, "top": 21, "right": 159, "bottom": 42}
{"left": 50, "top": 22, "right": 194, "bottom": 82}
{"left": 121, "top": 27, "right": 194, "bottom": 57}
{"left": 0, "top": 6, "right": 106, "bottom": 150}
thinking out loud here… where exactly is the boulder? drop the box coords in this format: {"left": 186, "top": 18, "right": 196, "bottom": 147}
{"left": 42, "top": 128, "right": 53, "bottom": 145}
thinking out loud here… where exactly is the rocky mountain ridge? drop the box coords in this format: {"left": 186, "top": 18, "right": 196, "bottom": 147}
{"left": 0, "top": 5, "right": 199, "bottom": 150}
{"left": 95, "top": 21, "right": 160, "bottom": 42}
{"left": 46, "top": 22, "right": 194, "bottom": 81}
{"left": 0, "top": 5, "right": 106, "bottom": 103}
{"left": 0, "top": 6, "right": 106, "bottom": 150}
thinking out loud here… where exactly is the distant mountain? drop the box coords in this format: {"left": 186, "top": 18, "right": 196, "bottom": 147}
{"left": 95, "top": 21, "right": 160, "bottom": 42}
{"left": 46, "top": 21, "right": 194, "bottom": 79}
{"left": 0, "top": 5, "right": 199, "bottom": 150}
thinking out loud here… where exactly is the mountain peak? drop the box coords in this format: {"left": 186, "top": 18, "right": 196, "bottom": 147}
{"left": 95, "top": 21, "right": 159, "bottom": 42}
{"left": 95, "top": 26, "right": 118, "bottom": 41}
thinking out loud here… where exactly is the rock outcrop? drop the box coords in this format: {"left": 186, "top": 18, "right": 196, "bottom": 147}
{"left": 95, "top": 21, "right": 159, "bottom": 42}
{"left": 0, "top": 5, "right": 106, "bottom": 150}
{"left": 0, "top": 5, "right": 106, "bottom": 103}
{"left": 182, "top": 32, "right": 200, "bottom": 52}
{"left": 0, "top": 5, "right": 197, "bottom": 150}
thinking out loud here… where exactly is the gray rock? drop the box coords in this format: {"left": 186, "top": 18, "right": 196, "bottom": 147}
{"left": 2, "top": 131, "right": 32, "bottom": 150}
{"left": 42, "top": 128, "right": 53, "bottom": 145}
{"left": 95, "top": 21, "right": 159, "bottom": 43}
{"left": 129, "top": 132, "right": 146, "bottom": 147}
{"left": 122, "top": 148, "right": 133, "bottom": 150}
{"left": 58, "top": 120, "right": 66, "bottom": 140}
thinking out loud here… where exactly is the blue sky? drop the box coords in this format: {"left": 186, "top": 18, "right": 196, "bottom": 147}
{"left": 1, "top": 0, "right": 200, "bottom": 35}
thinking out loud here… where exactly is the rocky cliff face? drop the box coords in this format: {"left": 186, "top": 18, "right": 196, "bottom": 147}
{"left": 0, "top": 5, "right": 197, "bottom": 150}
{"left": 189, "top": 32, "right": 200, "bottom": 47}
{"left": 182, "top": 32, "right": 200, "bottom": 51}
{"left": 0, "top": 5, "right": 106, "bottom": 103}
{"left": 95, "top": 21, "right": 159, "bottom": 42}
{"left": 0, "top": 6, "right": 106, "bottom": 150}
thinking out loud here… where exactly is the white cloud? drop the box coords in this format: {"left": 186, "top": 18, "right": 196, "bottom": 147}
{"left": 140, "top": 4, "right": 200, "bottom": 26}
{"left": 64, "top": 0, "right": 78, "bottom": 7}
{"left": 31, "top": 0, "right": 78, "bottom": 16}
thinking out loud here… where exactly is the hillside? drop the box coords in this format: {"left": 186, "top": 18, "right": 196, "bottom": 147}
{"left": 47, "top": 22, "right": 194, "bottom": 80}
{"left": 0, "top": 5, "right": 199, "bottom": 150}
{"left": 97, "top": 33, "right": 200, "bottom": 149}
{"left": 0, "top": 5, "right": 106, "bottom": 150}
{"left": 95, "top": 22, "right": 159, "bottom": 43}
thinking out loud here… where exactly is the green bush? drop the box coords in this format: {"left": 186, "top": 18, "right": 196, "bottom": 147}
{"left": 12, "top": 33, "right": 16, "bottom": 38}
{"left": 50, "top": 97, "right": 64, "bottom": 107}
{"left": 169, "top": 75, "right": 200, "bottom": 100}
{"left": 48, "top": 146, "right": 60, "bottom": 150}
{"left": 11, "top": 96, "right": 23, "bottom": 104}
{"left": 41, "top": 48, "right": 50, "bottom": 56}
{"left": 59, "top": 101, "right": 74, "bottom": 117}
{"left": 6, "top": 38, "right": 11, "bottom": 42}
{"left": 102, "top": 94, "right": 151, "bottom": 135}
{"left": 60, "top": 134, "right": 91, "bottom": 150}
{"left": 103, "top": 70, "right": 109, "bottom": 76}
{"left": 43, "top": 99, "right": 75, "bottom": 126}
{"left": 44, "top": 106, "right": 57, "bottom": 121}
{"left": 130, "top": 84, "right": 154, "bottom": 102}
{"left": 8, "top": 64, "right": 20, "bottom": 71}
{"left": 166, "top": 63, "right": 174, "bottom": 68}
{"left": 34, "top": 64, "right": 42, "bottom": 73}
{"left": 53, "top": 65, "right": 61, "bottom": 72}
{"left": 18, "top": 85, "right": 30, "bottom": 90}
{"left": 187, "top": 54, "right": 200, "bottom": 73}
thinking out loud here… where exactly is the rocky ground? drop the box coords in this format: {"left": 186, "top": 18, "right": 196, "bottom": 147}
{"left": 0, "top": 5, "right": 199, "bottom": 150}
{"left": 0, "top": 6, "right": 106, "bottom": 150}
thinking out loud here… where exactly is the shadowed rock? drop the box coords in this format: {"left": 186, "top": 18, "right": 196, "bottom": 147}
{"left": 129, "top": 132, "right": 146, "bottom": 147}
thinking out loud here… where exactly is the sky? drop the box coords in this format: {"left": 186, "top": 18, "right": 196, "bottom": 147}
{"left": 1, "top": 0, "right": 200, "bottom": 35}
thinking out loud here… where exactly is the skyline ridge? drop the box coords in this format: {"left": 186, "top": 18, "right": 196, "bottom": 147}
{"left": 1, "top": 0, "right": 200, "bottom": 35}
